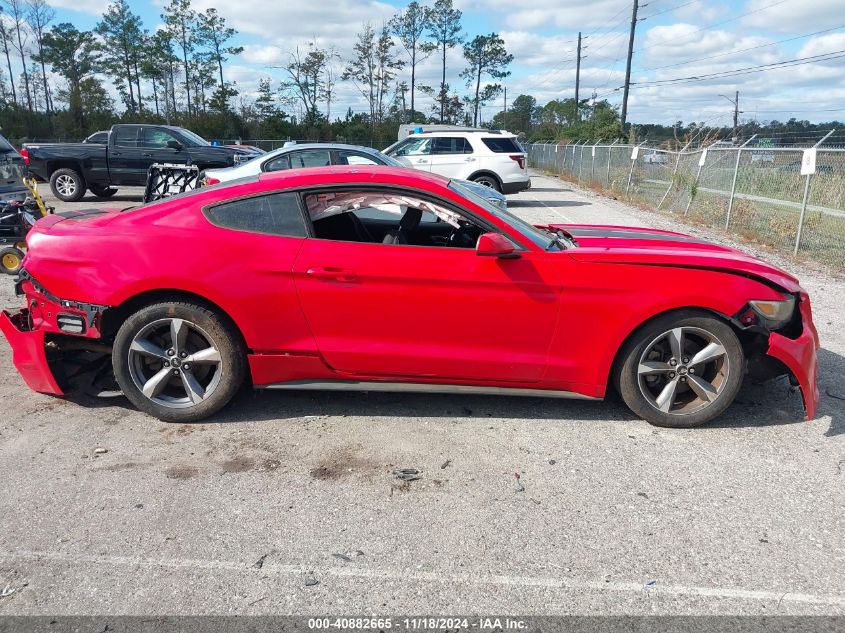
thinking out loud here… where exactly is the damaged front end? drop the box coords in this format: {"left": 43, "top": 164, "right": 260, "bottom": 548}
{"left": 738, "top": 291, "right": 820, "bottom": 420}
{"left": 0, "top": 269, "right": 116, "bottom": 396}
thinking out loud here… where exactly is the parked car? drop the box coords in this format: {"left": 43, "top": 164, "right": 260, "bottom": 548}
{"left": 0, "top": 133, "right": 29, "bottom": 203}
{"left": 203, "top": 143, "right": 508, "bottom": 209}
{"left": 224, "top": 144, "right": 266, "bottom": 155}
{"left": 643, "top": 151, "right": 668, "bottom": 165}
{"left": 22, "top": 124, "right": 255, "bottom": 202}
{"left": 383, "top": 130, "right": 531, "bottom": 194}
{"left": 1, "top": 166, "right": 818, "bottom": 428}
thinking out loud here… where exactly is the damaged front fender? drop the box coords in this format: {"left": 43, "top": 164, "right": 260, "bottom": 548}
{"left": 0, "top": 309, "right": 63, "bottom": 395}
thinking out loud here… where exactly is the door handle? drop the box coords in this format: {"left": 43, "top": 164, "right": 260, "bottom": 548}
{"left": 415, "top": 158, "right": 427, "bottom": 164}
{"left": 112, "top": 151, "right": 122, "bottom": 157}
{"left": 142, "top": 152, "right": 154, "bottom": 157}
{"left": 306, "top": 267, "right": 357, "bottom": 282}
{"left": 465, "top": 156, "right": 475, "bottom": 162}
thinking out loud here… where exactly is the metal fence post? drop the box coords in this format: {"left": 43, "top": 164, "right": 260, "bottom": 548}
{"left": 794, "top": 173, "right": 814, "bottom": 256}
{"left": 590, "top": 140, "right": 600, "bottom": 183}
{"left": 657, "top": 141, "right": 691, "bottom": 210}
{"left": 625, "top": 142, "right": 647, "bottom": 197}
{"left": 578, "top": 143, "right": 584, "bottom": 183}
{"left": 794, "top": 129, "right": 836, "bottom": 255}
{"left": 725, "top": 134, "right": 757, "bottom": 229}
{"left": 606, "top": 139, "right": 618, "bottom": 188}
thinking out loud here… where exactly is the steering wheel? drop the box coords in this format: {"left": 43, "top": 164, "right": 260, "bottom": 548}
{"left": 447, "top": 220, "right": 482, "bottom": 248}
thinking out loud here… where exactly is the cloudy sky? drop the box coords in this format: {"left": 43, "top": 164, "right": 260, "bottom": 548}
{"left": 42, "top": 0, "right": 845, "bottom": 126}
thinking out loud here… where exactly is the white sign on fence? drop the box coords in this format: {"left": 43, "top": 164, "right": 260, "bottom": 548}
{"left": 800, "top": 148, "right": 817, "bottom": 176}
{"left": 698, "top": 149, "right": 708, "bottom": 167}
{"left": 631, "top": 147, "right": 639, "bottom": 160}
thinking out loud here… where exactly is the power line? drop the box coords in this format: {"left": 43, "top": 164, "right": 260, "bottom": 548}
{"left": 638, "top": 0, "right": 698, "bottom": 21}
{"left": 633, "top": 24, "right": 845, "bottom": 73}
{"left": 634, "top": 0, "right": 790, "bottom": 54}
{"left": 630, "top": 49, "right": 845, "bottom": 87}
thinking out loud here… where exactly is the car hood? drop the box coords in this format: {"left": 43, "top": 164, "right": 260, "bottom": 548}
{"left": 549, "top": 224, "right": 802, "bottom": 293}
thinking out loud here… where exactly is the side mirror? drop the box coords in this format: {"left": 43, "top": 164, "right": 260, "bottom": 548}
{"left": 476, "top": 232, "right": 518, "bottom": 258}
{"left": 166, "top": 140, "right": 183, "bottom": 151}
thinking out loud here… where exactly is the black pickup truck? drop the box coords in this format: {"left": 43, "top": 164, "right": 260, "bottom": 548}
{"left": 23, "top": 124, "right": 253, "bottom": 202}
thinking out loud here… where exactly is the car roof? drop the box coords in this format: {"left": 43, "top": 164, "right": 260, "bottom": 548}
{"left": 260, "top": 142, "right": 382, "bottom": 157}
{"left": 411, "top": 130, "right": 515, "bottom": 137}
{"left": 256, "top": 164, "right": 450, "bottom": 188}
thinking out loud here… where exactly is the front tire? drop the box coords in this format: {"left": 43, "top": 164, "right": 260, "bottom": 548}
{"left": 112, "top": 302, "right": 247, "bottom": 422}
{"left": 89, "top": 185, "right": 118, "bottom": 198}
{"left": 616, "top": 311, "right": 744, "bottom": 428}
{"left": 50, "top": 168, "right": 86, "bottom": 202}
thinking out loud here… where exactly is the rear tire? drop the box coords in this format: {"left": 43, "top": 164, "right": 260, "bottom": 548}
{"left": 471, "top": 174, "right": 502, "bottom": 192}
{"left": 90, "top": 185, "right": 118, "bottom": 198}
{"left": 112, "top": 301, "right": 247, "bottom": 422}
{"left": 50, "top": 168, "right": 86, "bottom": 202}
{"left": 0, "top": 247, "right": 24, "bottom": 275}
{"left": 616, "top": 311, "right": 744, "bottom": 428}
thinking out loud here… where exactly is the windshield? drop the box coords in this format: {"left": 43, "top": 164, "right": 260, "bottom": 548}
{"left": 0, "top": 135, "right": 15, "bottom": 153}
{"left": 448, "top": 180, "right": 561, "bottom": 250}
{"left": 370, "top": 149, "right": 405, "bottom": 167}
{"left": 176, "top": 128, "right": 211, "bottom": 147}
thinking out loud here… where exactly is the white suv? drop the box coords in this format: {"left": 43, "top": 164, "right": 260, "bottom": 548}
{"left": 384, "top": 131, "right": 531, "bottom": 194}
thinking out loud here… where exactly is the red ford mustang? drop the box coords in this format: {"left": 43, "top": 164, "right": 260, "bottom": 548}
{"left": 0, "top": 166, "right": 819, "bottom": 427}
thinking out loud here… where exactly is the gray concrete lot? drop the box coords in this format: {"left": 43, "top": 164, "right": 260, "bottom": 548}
{"left": 0, "top": 174, "right": 843, "bottom": 615}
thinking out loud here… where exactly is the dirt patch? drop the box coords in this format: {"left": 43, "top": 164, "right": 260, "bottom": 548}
{"left": 309, "top": 449, "right": 380, "bottom": 481}
{"left": 221, "top": 455, "right": 255, "bottom": 474}
{"left": 164, "top": 464, "right": 199, "bottom": 479}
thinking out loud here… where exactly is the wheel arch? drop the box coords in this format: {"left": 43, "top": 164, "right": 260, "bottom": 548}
{"left": 48, "top": 162, "right": 87, "bottom": 183}
{"left": 467, "top": 170, "right": 503, "bottom": 188}
{"left": 101, "top": 288, "right": 251, "bottom": 358}
{"left": 604, "top": 305, "right": 753, "bottom": 395}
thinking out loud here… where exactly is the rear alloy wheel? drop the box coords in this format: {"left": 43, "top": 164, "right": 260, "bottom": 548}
{"left": 89, "top": 185, "right": 118, "bottom": 198}
{"left": 617, "top": 312, "right": 744, "bottom": 428}
{"left": 0, "top": 247, "right": 24, "bottom": 275}
{"left": 50, "top": 168, "right": 86, "bottom": 202}
{"left": 472, "top": 174, "right": 502, "bottom": 192}
{"left": 112, "top": 302, "right": 246, "bottom": 422}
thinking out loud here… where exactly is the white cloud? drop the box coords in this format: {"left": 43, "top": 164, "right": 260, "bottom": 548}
{"left": 46, "top": 0, "right": 108, "bottom": 15}
{"left": 743, "top": 0, "right": 844, "bottom": 33}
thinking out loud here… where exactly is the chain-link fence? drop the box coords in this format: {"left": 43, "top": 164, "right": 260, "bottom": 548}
{"left": 527, "top": 142, "right": 845, "bottom": 271}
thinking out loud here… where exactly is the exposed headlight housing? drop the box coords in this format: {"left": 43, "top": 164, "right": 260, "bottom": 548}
{"left": 738, "top": 296, "right": 796, "bottom": 330}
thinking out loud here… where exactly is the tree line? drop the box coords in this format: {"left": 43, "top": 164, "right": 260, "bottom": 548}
{"left": 0, "top": 0, "right": 516, "bottom": 145}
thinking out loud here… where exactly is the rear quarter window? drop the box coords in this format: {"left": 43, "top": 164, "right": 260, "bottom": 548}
{"left": 204, "top": 192, "right": 307, "bottom": 237}
{"left": 481, "top": 137, "right": 524, "bottom": 153}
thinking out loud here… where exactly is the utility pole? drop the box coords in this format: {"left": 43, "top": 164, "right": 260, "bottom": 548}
{"left": 620, "top": 0, "right": 639, "bottom": 131}
{"left": 733, "top": 90, "right": 739, "bottom": 142}
{"left": 503, "top": 86, "right": 507, "bottom": 119}
{"left": 575, "top": 31, "right": 582, "bottom": 123}
{"left": 719, "top": 91, "right": 741, "bottom": 142}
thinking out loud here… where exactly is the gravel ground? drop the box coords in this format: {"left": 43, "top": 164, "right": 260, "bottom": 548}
{"left": 0, "top": 175, "right": 842, "bottom": 616}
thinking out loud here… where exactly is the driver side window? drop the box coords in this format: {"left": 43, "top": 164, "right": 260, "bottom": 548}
{"left": 303, "top": 189, "right": 486, "bottom": 249}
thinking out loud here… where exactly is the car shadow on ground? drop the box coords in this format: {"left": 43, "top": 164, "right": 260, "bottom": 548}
{"left": 508, "top": 200, "right": 591, "bottom": 208}
{"left": 522, "top": 187, "right": 572, "bottom": 193}
{"left": 78, "top": 194, "right": 143, "bottom": 204}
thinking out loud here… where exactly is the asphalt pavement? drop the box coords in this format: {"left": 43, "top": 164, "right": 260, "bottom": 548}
{"left": 0, "top": 174, "right": 842, "bottom": 616}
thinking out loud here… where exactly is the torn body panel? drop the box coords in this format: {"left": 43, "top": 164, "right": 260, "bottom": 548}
{"left": 2, "top": 270, "right": 112, "bottom": 395}
{"left": 765, "top": 294, "right": 820, "bottom": 420}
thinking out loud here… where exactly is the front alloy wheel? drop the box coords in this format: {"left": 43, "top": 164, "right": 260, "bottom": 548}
{"left": 617, "top": 312, "right": 744, "bottom": 428}
{"left": 113, "top": 302, "right": 246, "bottom": 422}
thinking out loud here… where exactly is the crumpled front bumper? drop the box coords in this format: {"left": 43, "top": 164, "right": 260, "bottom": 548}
{"left": 766, "top": 294, "right": 819, "bottom": 420}
{"left": 0, "top": 309, "right": 63, "bottom": 395}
